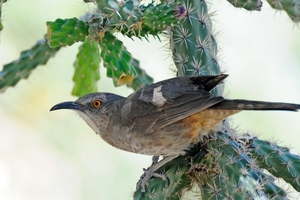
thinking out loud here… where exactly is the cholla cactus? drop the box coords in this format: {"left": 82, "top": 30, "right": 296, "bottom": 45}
{"left": 0, "top": 0, "right": 7, "bottom": 32}
{"left": 0, "top": 0, "right": 300, "bottom": 199}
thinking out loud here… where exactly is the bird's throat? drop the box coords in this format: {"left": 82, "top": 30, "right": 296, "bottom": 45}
{"left": 75, "top": 110, "right": 99, "bottom": 134}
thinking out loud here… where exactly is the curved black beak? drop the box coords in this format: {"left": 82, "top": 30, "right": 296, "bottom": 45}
{"left": 50, "top": 101, "right": 81, "bottom": 111}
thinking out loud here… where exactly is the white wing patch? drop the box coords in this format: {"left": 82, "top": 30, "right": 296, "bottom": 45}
{"left": 152, "top": 85, "right": 167, "bottom": 107}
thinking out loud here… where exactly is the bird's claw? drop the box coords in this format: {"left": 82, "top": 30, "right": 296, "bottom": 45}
{"left": 136, "top": 167, "right": 170, "bottom": 193}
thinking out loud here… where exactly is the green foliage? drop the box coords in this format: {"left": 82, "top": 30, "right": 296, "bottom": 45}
{"left": 0, "top": 38, "right": 60, "bottom": 92}
{"left": 72, "top": 40, "right": 101, "bottom": 96}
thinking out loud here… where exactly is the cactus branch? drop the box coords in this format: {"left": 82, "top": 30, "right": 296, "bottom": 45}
{"left": 0, "top": 38, "right": 61, "bottom": 93}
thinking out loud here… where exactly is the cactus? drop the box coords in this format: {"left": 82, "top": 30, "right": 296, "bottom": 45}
{"left": 266, "top": 0, "right": 300, "bottom": 22}
{"left": 227, "top": 0, "right": 263, "bottom": 11}
{"left": 46, "top": 18, "right": 89, "bottom": 47}
{"left": 0, "top": 0, "right": 300, "bottom": 199}
{"left": 0, "top": 19, "right": 3, "bottom": 32}
{"left": 171, "top": 0, "right": 219, "bottom": 77}
{"left": 72, "top": 40, "right": 101, "bottom": 96}
{"left": 196, "top": 132, "right": 289, "bottom": 199}
{"left": 134, "top": 130, "right": 298, "bottom": 199}
{"left": 100, "top": 32, "right": 138, "bottom": 86}
{"left": 91, "top": 0, "right": 142, "bottom": 33}
{"left": 126, "top": 58, "right": 153, "bottom": 90}
{"left": 251, "top": 138, "right": 300, "bottom": 192}
{"left": 0, "top": 38, "right": 61, "bottom": 92}
{"left": 0, "top": 0, "right": 7, "bottom": 32}
{"left": 170, "top": 0, "right": 221, "bottom": 95}
{"left": 134, "top": 155, "right": 193, "bottom": 200}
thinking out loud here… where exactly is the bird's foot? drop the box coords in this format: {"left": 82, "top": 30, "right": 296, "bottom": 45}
{"left": 136, "top": 166, "right": 170, "bottom": 193}
{"left": 135, "top": 155, "right": 178, "bottom": 193}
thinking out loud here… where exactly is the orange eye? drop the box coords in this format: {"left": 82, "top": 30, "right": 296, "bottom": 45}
{"left": 93, "top": 100, "right": 102, "bottom": 108}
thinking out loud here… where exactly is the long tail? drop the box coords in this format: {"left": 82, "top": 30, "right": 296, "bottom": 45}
{"left": 211, "top": 99, "right": 300, "bottom": 111}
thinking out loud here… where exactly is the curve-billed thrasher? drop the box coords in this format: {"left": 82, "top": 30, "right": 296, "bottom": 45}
{"left": 50, "top": 74, "right": 300, "bottom": 191}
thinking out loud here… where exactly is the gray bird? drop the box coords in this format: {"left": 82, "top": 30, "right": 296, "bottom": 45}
{"left": 50, "top": 74, "right": 300, "bottom": 191}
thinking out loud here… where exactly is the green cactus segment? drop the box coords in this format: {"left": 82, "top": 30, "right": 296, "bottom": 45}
{"left": 85, "top": 1, "right": 181, "bottom": 39}
{"left": 142, "top": 3, "right": 178, "bottom": 33}
{"left": 227, "top": 0, "right": 263, "bottom": 11}
{"left": 0, "top": 0, "right": 7, "bottom": 17}
{"left": 165, "top": 172, "right": 192, "bottom": 200}
{"left": 267, "top": 0, "right": 300, "bottom": 22}
{"left": 0, "top": 19, "right": 3, "bottom": 31}
{"left": 90, "top": 0, "right": 142, "bottom": 34}
{"left": 251, "top": 138, "right": 300, "bottom": 192}
{"left": 171, "top": 0, "right": 220, "bottom": 77}
{"left": 0, "top": 38, "right": 61, "bottom": 93}
{"left": 133, "top": 156, "right": 192, "bottom": 200}
{"left": 256, "top": 170, "right": 287, "bottom": 199}
{"left": 133, "top": 132, "right": 291, "bottom": 199}
{"left": 88, "top": 13, "right": 108, "bottom": 41}
{"left": 72, "top": 40, "right": 100, "bottom": 97}
{"left": 192, "top": 132, "right": 288, "bottom": 199}
{"left": 0, "top": 0, "right": 7, "bottom": 32}
{"left": 46, "top": 18, "right": 88, "bottom": 48}
{"left": 170, "top": 0, "right": 221, "bottom": 96}
{"left": 126, "top": 58, "right": 153, "bottom": 91}
{"left": 198, "top": 133, "right": 263, "bottom": 199}
{"left": 100, "top": 32, "right": 137, "bottom": 86}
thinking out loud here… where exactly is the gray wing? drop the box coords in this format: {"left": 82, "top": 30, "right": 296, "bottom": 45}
{"left": 118, "top": 75, "right": 226, "bottom": 134}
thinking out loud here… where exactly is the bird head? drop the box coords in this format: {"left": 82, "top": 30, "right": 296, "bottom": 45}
{"left": 50, "top": 93, "right": 124, "bottom": 134}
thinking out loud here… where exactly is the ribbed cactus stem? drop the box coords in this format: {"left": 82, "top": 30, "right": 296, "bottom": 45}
{"left": 227, "top": 0, "right": 263, "bottom": 11}
{"left": 84, "top": 0, "right": 142, "bottom": 35}
{"left": 72, "top": 40, "right": 101, "bottom": 96}
{"left": 134, "top": 155, "right": 192, "bottom": 200}
{"left": 251, "top": 138, "right": 300, "bottom": 192}
{"left": 0, "top": 19, "right": 3, "bottom": 32}
{"left": 99, "top": 32, "right": 138, "bottom": 86}
{"left": 46, "top": 18, "right": 88, "bottom": 47}
{"left": 266, "top": 0, "right": 300, "bottom": 22}
{"left": 0, "top": 38, "right": 61, "bottom": 93}
{"left": 195, "top": 132, "right": 288, "bottom": 199}
{"left": 170, "top": 0, "right": 220, "bottom": 77}
{"left": 0, "top": 0, "right": 7, "bottom": 17}
{"left": 0, "top": 0, "right": 7, "bottom": 31}
{"left": 127, "top": 58, "right": 153, "bottom": 91}
{"left": 170, "top": 0, "right": 223, "bottom": 96}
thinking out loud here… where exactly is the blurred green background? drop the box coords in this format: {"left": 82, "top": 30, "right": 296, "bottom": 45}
{"left": 0, "top": 1, "right": 300, "bottom": 199}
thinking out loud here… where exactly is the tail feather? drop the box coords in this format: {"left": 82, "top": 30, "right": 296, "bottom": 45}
{"left": 211, "top": 99, "right": 300, "bottom": 111}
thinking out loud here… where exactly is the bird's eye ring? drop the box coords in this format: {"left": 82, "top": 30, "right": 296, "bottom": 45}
{"left": 93, "top": 100, "right": 102, "bottom": 108}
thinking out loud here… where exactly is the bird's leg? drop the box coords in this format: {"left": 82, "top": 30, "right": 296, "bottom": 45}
{"left": 136, "top": 155, "right": 178, "bottom": 193}
{"left": 151, "top": 155, "right": 160, "bottom": 165}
